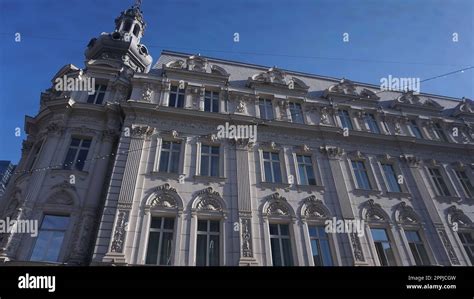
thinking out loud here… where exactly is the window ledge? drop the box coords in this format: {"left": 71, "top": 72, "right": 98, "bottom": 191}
{"left": 50, "top": 168, "right": 89, "bottom": 176}
{"left": 149, "top": 171, "right": 182, "bottom": 179}
{"left": 352, "top": 189, "right": 382, "bottom": 196}
{"left": 295, "top": 184, "right": 325, "bottom": 192}
{"left": 386, "top": 191, "right": 412, "bottom": 198}
{"left": 259, "top": 182, "right": 291, "bottom": 189}
{"left": 434, "top": 195, "right": 462, "bottom": 203}
{"left": 193, "top": 175, "right": 227, "bottom": 183}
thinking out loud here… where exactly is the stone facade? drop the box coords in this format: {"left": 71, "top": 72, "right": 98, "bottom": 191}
{"left": 0, "top": 4, "right": 473, "bottom": 266}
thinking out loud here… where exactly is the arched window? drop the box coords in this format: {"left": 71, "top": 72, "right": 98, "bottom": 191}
{"left": 300, "top": 195, "right": 336, "bottom": 266}
{"left": 262, "top": 193, "right": 296, "bottom": 266}
{"left": 133, "top": 24, "right": 141, "bottom": 37}
{"left": 395, "top": 201, "right": 432, "bottom": 266}
{"left": 140, "top": 183, "right": 183, "bottom": 265}
{"left": 361, "top": 199, "right": 399, "bottom": 266}
{"left": 447, "top": 205, "right": 474, "bottom": 265}
{"left": 190, "top": 187, "right": 227, "bottom": 266}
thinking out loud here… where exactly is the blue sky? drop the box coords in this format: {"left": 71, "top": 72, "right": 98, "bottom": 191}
{"left": 0, "top": 0, "right": 473, "bottom": 163}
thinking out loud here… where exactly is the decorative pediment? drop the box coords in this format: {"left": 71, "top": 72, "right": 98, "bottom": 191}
{"left": 46, "top": 190, "right": 75, "bottom": 206}
{"left": 447, "top": 205, "right": 472, "bottom": 227}
{"left": 362, "top": 199, "right": 388, "bottom": 222}
{"left": 301, "top": 195, "right": 330, "bottom": 219}
{"left": 264, "top": 193, "right": 292, "bottom": 217}
{"left": 452, "top": 97, "right": 474, "bottom": 117}
{"left": 164, "top": 55, "right": 229, "bottom": 78}
{"left": 211, "top": 65, "right": 229, "bottom": 76}
{"left": 196, "top": 197, "right": 222, "bottom": 212}
{"left": 147, "top": 183, "right": 181, "bottom": 210}
{"left": 197, "top": 186, "right": 221, "bottom": 198}
{"left": 248, "top": 67, "right": 308, "bottom": 91}
{"left": 150, "top": 194, "right": 177, "bottom": 209}
{"left": 391, "top": 91, "right": 443, "bottom": 111}
{"left": 395, "top": 201, "right": 421, "bottom": 225}
{"left": 327, "top": 78, "right": 357, "bottom": 95}
{"left": 360, "top": 88, "right": 380, "bottom": 100}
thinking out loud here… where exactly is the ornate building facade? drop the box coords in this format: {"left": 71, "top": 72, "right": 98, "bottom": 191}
{"left": 0, "top": 4, "right": 473, "bottom": 266}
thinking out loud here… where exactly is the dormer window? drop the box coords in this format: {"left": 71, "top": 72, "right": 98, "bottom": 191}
{"left": 87, "top": 84, "right": 107, "bottom": 104}
{"left": 122, "top": 20, "right": 133, "bottom": 32}
{"left": 133, "top": 24, "right": 141, "bottom": 37}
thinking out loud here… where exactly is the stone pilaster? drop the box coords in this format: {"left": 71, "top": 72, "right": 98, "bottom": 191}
{"left": 234, "top": 139, "right": 258, "bottom": 266}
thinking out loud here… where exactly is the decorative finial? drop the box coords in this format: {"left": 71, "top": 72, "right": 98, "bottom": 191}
{"left": 134, "top": 0, "right": 142, "bottom": 9}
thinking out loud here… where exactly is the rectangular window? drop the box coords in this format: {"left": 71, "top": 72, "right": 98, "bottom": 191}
{"left": 259, "top": 98, "right": 274, "bottom": 120}
{"left": 381, "top": 163, "right": 401, "bottom": 192}
{"left": 200, "top": 145, "right": 220, "bottom": 177}
{"left": 351, "top": 160, "right": 372, "bottom": 190}
{"left": 297, "top": 155, "right": 316, "bottom": 185}
{"left": 365, "top": 113, "right": 380, "bottom": 134}
{"left": 269, "top": 223, "right": 293, "bottom": 266}
{"left": 405, "top": 230, "right": 430, "bottom": 265}
{"left": 428, "top": 167, "right": 451, "bottom": 196}
{"left": 458, "top": 231, "right": 474, "bottom": 264}
{"left": 169, "top": 86, "right": 185, "bottom": 108}
{"left": 433, "top": 123, "right": 448, "bottom": 142}
{"left": 204, "top": 91, "right": 219, "bottom": 113}
{"left": 455, "top": 170, "right": 474, "bottom": 198}
{"left": 63, "top": 138, "right": 91, "bottom": 171}
{"left": 263, "top": 151, "right": 282, "bottom": 183}
{"left": 28, "top": 141, "right": 43, "bottom": 171}
{"left": 409, "top": 120, "right": 423, "bottom": 139}
{"left": 30, "top": 215, "right": 70, "bottom": 262}
{"left": 289, "top": 102, "right": 304, "bottom": 124}
{"left": 196, "top": 220, "right": 220, "bottom": 266}
{"left": 87, "top": 84, "right": 107, "bottom": 104}
{"left": 308, "top": 225, "right": 333, "bottom": 266}
{"left": 371, "top": 228, "right": 396, "bottom": 266}
{"left": 159, "top": 141, "right": 181, "bottom": 173}
{"left": 145, "top": 217, "right": 175, "bottom": 265}
{"left": 338, "top": 110, "right": 353, "bottom": 130}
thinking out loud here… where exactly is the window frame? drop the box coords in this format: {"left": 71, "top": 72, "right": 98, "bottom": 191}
{"left": 288, "top": 102, "right": 305, "bottom": 124}
{"left": 62, "top": 136, "right": 92, "bottom": 171}
{"left": 258, "top": 98, "right": 274, "bottom": 120}
{"left": 29, "top": 214, "right": 71, "bottom": 263}
{"left": 365, "top": 113, "right": 381, "bottom": 134}
{"left": 338, "top": 109, "right": 353, "bottom": 130}
{"left": 144, "top": 216, "right": 176, "bottom": 265}
{"left": 261, "top": 150, "right": 283, "bottom": 184}
{"left": 204, "top": 90, "right": 220, "bottom": 113}
{"left": 168, "top": 85, "right": 185, "bottom": 108}
{"left": 87, "top": 84, "right": 107, "bottom": 105}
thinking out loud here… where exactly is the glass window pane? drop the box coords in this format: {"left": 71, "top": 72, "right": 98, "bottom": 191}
{"left": 209, "top": 235, "right": 220, "bottom": 266}
{"left": 269, "top": 224, "right": 278, "bottom": 235}
{"left": 209, "top": 220, "right": 219, "bottom": 232}
{"left": 196, "top": 235, "right": 207, "bottom": 266}
{"left": 320, "top": 239, "right": 333, "bottom": 266}
{"left": 30, "top": 231, "right": 50, "bottom": 261}
{"left": 371, "top": 228, "right": 388, "bottom": 241}
{"left": 311, "top": 239, "right": 322, "bottom": 266}
{"left": 150, "top": 217, "right": 162, "bottom": 229}
{"left": 63, "top": 148, "right": 77, "bottom": 169}
{"left": 211, "top": 156, "right": 219, "bottom": 177}
{"left": 273, "top": 162, "right": 282, "bottom": 183}
{"left": 279, "top": 224, "right": 289, "bottom": 236}
{"left": 197, "top": 220, "right": 207, "bottom": 232}
{"left": 145, "top": 232, "right": 160, "bottom": 264}
{"left": 159, "top": 232, "right": 173, "bottom": 265}
{"left": 76, "top": 149, "right": 89, "bottom": 170}
{"left": 298, "top": 164, "right": 308, "bottom": 185}
{"left": 308, "top": 226, "right": 318, "bottom": 237}
{"left": 270, "top": 238, "right": 282, "bottom": 266}
{"left": 42, "top": 215, "right": 70, "bottom": 230}
{"left": 170, "top": 151, "right": 180, "bottom": 173}
{"left": 264, "top": 161, "right": 273, "bottom": 182}
{"left": 163, "top": 218, "right": 174, "bottom": 230}
{"left": 200, "top": 155, "right": 209, "bottom": 176}
{"left": 159, "top": 151, "right": 169, "bottom": 172}
{"left": 281, "top": 239, "right": 293, "bottom": 266}
{"left": 211, "top": 146, "right": 219, "bottom": 155}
